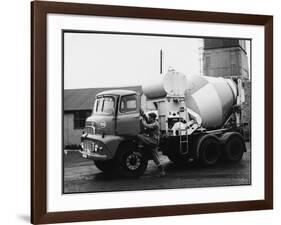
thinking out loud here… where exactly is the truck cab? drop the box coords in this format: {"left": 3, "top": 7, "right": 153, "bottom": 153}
{"left": 80, "top": 90, "right": 146, "bottom": 178}
{"left": 85, "top": 90, "right": 141, "bottom": 136}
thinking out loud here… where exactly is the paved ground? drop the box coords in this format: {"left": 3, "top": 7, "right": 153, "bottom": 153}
{"left": 63, "top": 142, "right": 251, "bottom": 193}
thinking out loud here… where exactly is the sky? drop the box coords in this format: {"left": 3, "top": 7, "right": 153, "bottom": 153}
{"left": 64, "top": 33, "right": 203, "bottom": 89}
{"left": 64, "top": 32, "right": 250, "bottom": 89}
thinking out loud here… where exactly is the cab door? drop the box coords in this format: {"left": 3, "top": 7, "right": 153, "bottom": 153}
{"left": 116, "top": 94, "right": 140, "bottom": 136}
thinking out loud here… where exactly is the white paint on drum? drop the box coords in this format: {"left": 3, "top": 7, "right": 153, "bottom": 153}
{"left": 184, "top": 74, "right": 237, "bottom": 128}
{"left": 187, "top": 83, "right": 223, "bottom": 128}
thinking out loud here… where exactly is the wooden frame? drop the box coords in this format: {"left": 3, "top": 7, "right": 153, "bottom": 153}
{"left": 31, "top": 1, "right": 273, "bottom": 224}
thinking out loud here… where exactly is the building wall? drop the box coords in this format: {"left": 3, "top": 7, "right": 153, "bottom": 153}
{"left": 203, "top": 47, "right": 249, "bottom": 78}
{"left": 241, "top": 80, "right": 251, "bottom": 140}
{"left": 64, "top": 113, "right": 84, "bottom": 147}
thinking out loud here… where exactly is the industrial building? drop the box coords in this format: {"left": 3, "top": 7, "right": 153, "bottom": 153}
{"left": 203, "top": 38, "right": 249, "bottom": 78}
{"left": 203, "top": 38, "right": 251, "bottom": 139}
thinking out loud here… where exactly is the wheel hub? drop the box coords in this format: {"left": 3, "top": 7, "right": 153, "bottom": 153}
{"left": 126, "top": 153, "right": 141, "bottom": 171}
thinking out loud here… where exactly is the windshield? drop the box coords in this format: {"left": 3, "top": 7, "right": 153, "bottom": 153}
{"left": 93, "top": 96, "right": 115, "bottom": 115}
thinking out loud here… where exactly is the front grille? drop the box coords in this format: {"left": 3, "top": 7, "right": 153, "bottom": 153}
{"left": 83, "top": 140, "right": 94, "bottom": 152}
{"left": 83, "top": 140, "right": 102, "bottom": 153}
{"left": 85, "top": 126, "right": 95, "bottom": 135}
{"left": 85, "top": 121, "right": 93, "bottom": 127}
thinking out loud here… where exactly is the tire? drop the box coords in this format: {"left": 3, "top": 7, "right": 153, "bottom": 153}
{"left": 198, "top": 135, "right": 221, "bottom": 166}
{"left": 115, "top": 143, "right": 148, "bottom": 178}
{"left": 94, "top": 160, "right": 115, "bottom": 173}
{"left": 223, "top": 134, "right": 245, "bottom": 162}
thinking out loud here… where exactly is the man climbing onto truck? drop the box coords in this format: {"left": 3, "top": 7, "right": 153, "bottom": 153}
{"left": 137, "top": 110, "right": 166, "bottom": 177}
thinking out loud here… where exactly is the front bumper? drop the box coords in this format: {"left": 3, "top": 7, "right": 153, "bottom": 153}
{"left": 79, "top": 149, "right": 108, "bottom": 161}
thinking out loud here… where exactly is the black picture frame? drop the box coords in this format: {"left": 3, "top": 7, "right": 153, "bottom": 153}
{"left": 31, "top": 1, "right": 273, "bottom": 224}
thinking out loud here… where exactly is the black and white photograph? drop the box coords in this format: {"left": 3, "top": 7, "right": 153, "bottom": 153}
{"left": 28, "top": 1, "right": 274, "bottom": 223}
{"left": 63, "top": 31, "right": 252, "bottom": 194}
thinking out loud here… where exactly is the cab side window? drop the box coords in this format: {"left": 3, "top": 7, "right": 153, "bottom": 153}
{"left": 120, "top": 95, "right": 137, "bottom": 113}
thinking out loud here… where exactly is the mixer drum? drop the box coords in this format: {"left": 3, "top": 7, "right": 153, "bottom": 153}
{"left": 142, "top": 70, "right": 237, "bottom": 129}
{"left": 184, "top": 74, "right": 237, "bottom": 128}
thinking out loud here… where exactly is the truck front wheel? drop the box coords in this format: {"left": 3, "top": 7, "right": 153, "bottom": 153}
{"left": 198, "top": 135, "right": 221, "bottom": 166}
{"left": 115, "top": 143, "right": 148, "bottom": 178}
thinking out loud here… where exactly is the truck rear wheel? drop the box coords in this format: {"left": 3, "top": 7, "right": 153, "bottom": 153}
{"left": 198, "top": 135, "right": 221, "bottom": 166}
{"left": 94, "top": 160, "right": 115, "bottom": 173}
{"left": 223, "top": 134, "right": 245, "bottom": 162}
{"left": 115, "top": 143, "right": 148, "bottom": 178}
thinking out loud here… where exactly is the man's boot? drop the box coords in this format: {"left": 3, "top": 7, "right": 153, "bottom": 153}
{"left": 157, "top": 165, "right": 166, "bottom": 177}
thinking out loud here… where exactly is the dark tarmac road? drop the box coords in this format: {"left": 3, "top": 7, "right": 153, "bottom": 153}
{"left": 63, "top": 143, "right": 251, "bottom": 193}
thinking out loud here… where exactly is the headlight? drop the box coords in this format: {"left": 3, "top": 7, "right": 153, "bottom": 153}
{"left": 94, "top": 144, "right": 99, "bottom": 152}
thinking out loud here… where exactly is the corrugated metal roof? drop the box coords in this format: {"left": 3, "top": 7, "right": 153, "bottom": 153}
{"left": 64, "top": 86, "right": 142, "bottom": 111}
{"left": 98, "top": 89, "right": 137, "bottom": 96}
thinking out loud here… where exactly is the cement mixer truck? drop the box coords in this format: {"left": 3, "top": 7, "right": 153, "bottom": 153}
{"left": 80, "top": 69, "right": 247, "bottom": 178}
